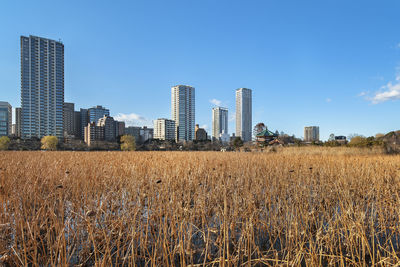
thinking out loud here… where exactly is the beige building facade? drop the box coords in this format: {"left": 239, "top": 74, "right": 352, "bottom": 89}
{"left": 154, "top": 118, "right": 176, "bottom": 141}
{"left": 304, "top": 126, "right": 320, "bottom": 142}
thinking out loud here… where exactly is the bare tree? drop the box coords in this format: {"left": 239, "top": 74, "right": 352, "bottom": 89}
{"left": 253, "top": 123, "right": 266, "bottom": 139}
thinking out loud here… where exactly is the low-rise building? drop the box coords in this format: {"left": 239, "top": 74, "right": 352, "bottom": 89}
{"left": 124, "top": 126, "right": 154, "bottom": 143}
{"left": 125, "top": 126, "right": 141, "bottom": 142}
{"left": 140, "top": 126, "right": 153, "bottom": 143}
{"left": 195, "top": 124, "right": 207, "bottom": 141}
{"left": 335, "top": 135, "right": 347, "bottom": 144}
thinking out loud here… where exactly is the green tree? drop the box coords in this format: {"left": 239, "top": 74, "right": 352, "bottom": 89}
{"left": 41, "top": 136, "right": 58, "bottom": 151}
{"left": 121, "top": 135, "right": 136, "bottom": 151}
{"left": 348, "top": 135, "right": 368, "bottom": 147}
{"left": 232, "top": 137, "right": 243, "bottom": 150}
{"left": 0, "top": 136, "right": 11, "bottom": 150}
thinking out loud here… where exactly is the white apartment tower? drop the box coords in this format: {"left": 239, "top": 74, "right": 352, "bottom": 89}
{"left": 154, "top": 118, "right": 176, "bottom": 141}
{"left": 212, "top": 107, "right": 228, "bottom": 141}
{"left": 21, "top": 35, "right": 64, "bottom": 139}
{"left": 304, "top": 126, "right": 320, "bottom": 142}
{"left": 235, "top": 88, "right": 252, "bottom": 142}
{"left": 171, "top": 85, "right": 195, "bottom": 141}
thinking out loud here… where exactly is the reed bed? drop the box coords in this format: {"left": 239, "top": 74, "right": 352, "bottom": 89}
{"left": 0, "top": 150, "right": 400, "bottom": 266}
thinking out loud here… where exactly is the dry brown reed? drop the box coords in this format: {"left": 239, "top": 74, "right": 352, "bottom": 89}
{"left": 0, "top": 149, "right": 399, "bottom": 266}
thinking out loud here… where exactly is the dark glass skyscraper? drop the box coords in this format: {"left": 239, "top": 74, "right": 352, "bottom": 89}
{"left": 88, "top": 105, "right": 110, "bottom": 123}
{"left": 21, "top": 35, "right": 64, "bottom": 139}
{"left": 63, "top": 102, "right": 75, "bottom": 136}
{"left": 0, "top": 102, "right": 12, "bottom": 137}
{"left": 80, "top": 108, "right": 88, "bottom": 140}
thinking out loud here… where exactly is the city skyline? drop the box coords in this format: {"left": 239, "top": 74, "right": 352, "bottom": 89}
{"left": 2, "top": 1, "right": 400, "bottom": 140}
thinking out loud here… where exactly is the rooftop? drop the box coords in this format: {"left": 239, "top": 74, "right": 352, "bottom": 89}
{"left": 21, "top": 35, "right": 63, "bottom": 44}
{"left": 256, "top": 129, "right": 278, "bottom": 137}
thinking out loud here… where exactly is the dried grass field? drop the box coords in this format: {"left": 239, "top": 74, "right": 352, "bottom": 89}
{"left": 1, "top": 149, "right": 400, "bottom": 266}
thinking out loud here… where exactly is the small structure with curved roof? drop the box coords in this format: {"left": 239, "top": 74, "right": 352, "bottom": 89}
{"left": 256, "top": 129, "right": 278, "bottom": 146}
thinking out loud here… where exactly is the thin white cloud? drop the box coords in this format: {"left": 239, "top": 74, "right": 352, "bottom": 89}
{"left": 358, "top": 91, "right": 367, "bottom": 97}
{"left": 370, "top": 72, "right": 400, "bottom": 104}
{"left": 209, "top": 99, "right": 222, "bottom": 106}
{"left": 114, "top": 113, "right": 152, "bottom": 127}
{"left": 369, "top": 75, "right": 384, "bottom": 81}
{"left": 325, "top": 98, "right": 332, "bottom": 103}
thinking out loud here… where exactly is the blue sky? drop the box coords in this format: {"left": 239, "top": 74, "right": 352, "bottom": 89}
{"left": 1, "top": 0, "right": 400, "bottom": 140}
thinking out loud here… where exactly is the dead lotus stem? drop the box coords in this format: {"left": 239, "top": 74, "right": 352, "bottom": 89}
{"left": 0, "top": 149, "right": 399, "bottom": 265}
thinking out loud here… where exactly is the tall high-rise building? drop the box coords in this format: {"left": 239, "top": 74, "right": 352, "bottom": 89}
{"left": 171, "top": 85, "right": 195, "bottom": 141}
{"left": 63, "top": 102, "right": 75, "bottom": 136}
{"left": 15, "top": 107, "right": 21, "bottom": 137}
{"left": 235, "top": 88, "right": 252, "bottom": 142}
{"left": 80, "top": 108, "right": 88, "bottom": 140}
{"left": 212, "top": 107, "right": 228, "bottom": 141}
{"left": 304, "top": 126, "right": 320, "bottom": 142}
{"left": 74, "top": 111, "right": 81, "bottom": 139}
{"left": 154, "top": 118, "right": 176, "bottom": 141}
{"left": 21, "top": 35, "right": 64, "bottom": 139}
{"left": 140, "top": 126, "right": 153, "bottom": 143}
{"left": 0, "top": 102, "right": 12, "bottom": 136}
{"left": 88, "top": 105, "right": 109, "bottom": 123}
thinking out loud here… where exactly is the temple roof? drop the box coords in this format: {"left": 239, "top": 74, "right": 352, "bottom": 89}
{"left": 256, "top": 129, "right": 278, "bottom": 137}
